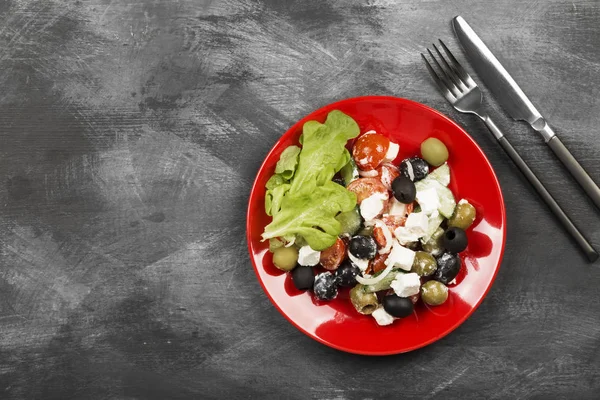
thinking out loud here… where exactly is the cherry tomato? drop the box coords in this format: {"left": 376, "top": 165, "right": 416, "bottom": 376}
{"left": 319, "top": 237, "right": 346, "bottom": 271}
{"left": 346, "top": 178, "right": 387, "bottom": 204}
{"left": 373, "top": 226, "right": 388, "bottom": 249}
{"left": 377, "top": 163, "right": 400, "bottom": 191}
{"left": 368, "top": 253, "right": 389, "bottom": 274}
{"left": 352, "top": 133, "right": 390, "bottom": 170}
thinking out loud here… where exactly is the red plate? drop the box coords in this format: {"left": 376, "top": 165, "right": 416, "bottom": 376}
{"left": 246, "top": 96, "right": 506, "bottom": 355}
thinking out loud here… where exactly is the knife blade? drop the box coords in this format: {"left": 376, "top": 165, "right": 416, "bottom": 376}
{"left": 452, "top": 15, "right": 600, "bottom": 212}
{"left": 452, "top": 16, "right": 555, "bottom": 140}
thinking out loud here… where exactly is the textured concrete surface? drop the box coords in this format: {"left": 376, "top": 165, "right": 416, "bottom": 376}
{"left": 1, "top": 0, "right": 600, "bottom": 399}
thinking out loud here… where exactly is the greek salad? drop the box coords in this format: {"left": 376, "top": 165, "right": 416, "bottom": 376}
{"left": 262, "top": 110, "right": 477, "bottom": 326}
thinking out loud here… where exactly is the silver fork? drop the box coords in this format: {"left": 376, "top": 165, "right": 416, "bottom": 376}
{"left": 422, "top": 40, "right": 598, "bottom": 262}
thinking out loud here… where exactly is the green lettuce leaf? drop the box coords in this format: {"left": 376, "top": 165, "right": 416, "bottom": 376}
{"left": 269, "top": 184, "right": 290, "bottom": 216}
{"left": 275, "top": 145, "right": 301, "bottom": 180}
{"left": 262, "top": 181, "right": 356, "bottom": 250}
{"left": 265, "top": 173, "right": 290, "bottom": 216}
{"left": 265, "top": 183, "right": 290, "bottom": 217}
{"left": 290, "top": 110, "right": 360, "bottom": 193}
{"left": 265, "top": 192, "right": 273, "bottom": 216}
{"left": 335, "top": 148, "right": 351, "bottom": 173}
{"left": 262, "top": 110, "right": 360, "bottom": 250}
{"left": 265, "top": 173, "right": 288, "bottom": 190}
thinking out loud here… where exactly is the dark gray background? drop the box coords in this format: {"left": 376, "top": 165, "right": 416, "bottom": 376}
{"left": 1, "top": 0, "right": 599, "bottom": 399}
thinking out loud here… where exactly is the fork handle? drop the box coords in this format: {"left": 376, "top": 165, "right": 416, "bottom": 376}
{"left": 547, "top": 136, "right": 600, "bottom": 211}
{"left": 492, "top": 130, "right": 598, "bottom": 262}
{"left": 483, "top": 117, "right": 504, "bottom": 140}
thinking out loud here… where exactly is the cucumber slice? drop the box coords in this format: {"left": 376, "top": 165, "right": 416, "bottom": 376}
{"left": 437, "top": 184, "right": 456, "bottom": 218}
{"left": 340, "top": 158, "right": 359, "bottom": 186}
{"left": 422, "top": 213, "right": 444, "bottom": 243}
{"left": 415, "top": 177, "right": 456, "bottom": 219}
{"left": 414, "top": 177, "right": 436, "bottom": 192}
{"left": 429, "top": 163, "right": 450, "bottom": 186}
{"left": 336, "top": 207, "right": 362, "bottom": 236}
{"left": 415, "top": 166, "right": 450, "bottom": 190}
{"left": 365, "top": 269, "right": 405, "bottom": 293}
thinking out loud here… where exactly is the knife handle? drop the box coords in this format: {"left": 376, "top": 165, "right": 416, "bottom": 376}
{"left": 546, "top": 135, "right": 600, "bottom": 211}
{"left": 491, "top": 129, "right": 598, "bottom": 262}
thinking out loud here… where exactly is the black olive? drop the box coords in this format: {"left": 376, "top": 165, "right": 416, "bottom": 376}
{"left": 400, "top": 157, "right": 429, "bottom": 181}
{"left": 349, "top": 235, "right": 377, "bottom": 260}
{"left": 291, "top": 266, "right": 314, "bottom": 291}
{"left": 383, "top": 294, "right": 414, "bottom": 318}
{"left": 335, "top": 260, "right": 360, "bottom": 287}
{"left": 442, "top": 227, "right": 468, "bottom": 253}
{"left": 392, "top": 175, "right": 416, "bottom": 204}
{"left": 433, "top": 252, "right": 461, "bottom": 284}
{"left": 313, "top": 272, "right": 338, "bottom": 300}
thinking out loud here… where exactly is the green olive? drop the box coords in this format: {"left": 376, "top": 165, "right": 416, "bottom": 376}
{"left": 448, "top": 201, "right": 477, "bottom": 230}
{"left": 272, "top": 246, "right": 299, "bottom": 271}
{"left": 350, "top": 284, "right": 379, "bottom": 315}
{"left": 422, "top": 227, "right": 445, "bottom": 256}
{"left": 411, "top": 251, "right": 438, "bottom": 277}
{"left": 421, "top": 138, "right": 449, "bottom": 167}
{"left": 421, "top": 280, "right": 449, "bottom": 306}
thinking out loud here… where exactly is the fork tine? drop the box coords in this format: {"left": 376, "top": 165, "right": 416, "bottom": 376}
{"left": 426, "top": 48, "right": 461, "bottom": 96}
{"left": 421, "top": 53, "right": 456, "bottom": 102}
{"left": 438, "top": 39, "right": 476, "bottom": 87}
{"left": 432, "top": 42, "right": 467, "bottom": 90}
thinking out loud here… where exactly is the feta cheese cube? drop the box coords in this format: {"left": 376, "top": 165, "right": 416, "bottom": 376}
{"left": 404, "top": 212, "right": 429, "bottom": 236}
{"left": 393, "top": 213, "right": 429, "bottom": 245}
{"left": 390, "top": 272, "right": 421, "bottom": 297}
{"left": 348, "top": 251, "right": 370, "bottom": 272}
{"left": 383, "top": 141, "right": 399, "bottom": 162}
{"left": 384, "top": 240, "right": 416, "bottom": 271}
{"left": 372, "top": 306, "right": 395, "bottom": 326}
{"left": 393, "top": 226, "right": 421, "bottom": 245}
{"left": 297, "top": 246, "right": 320, "bottom": 266}
{"left": 388, "top": 198, "right": 407, "bottom": 216}
{"left": 416, "top": 187, "right": 440, "bottom": 215}
{"left": 360, "top": 192, "right": 388, "bottom": 221}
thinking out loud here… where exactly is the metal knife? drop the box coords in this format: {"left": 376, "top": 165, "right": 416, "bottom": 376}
{"left": 452, "top": 15, "right": 600, "bottom": 211}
